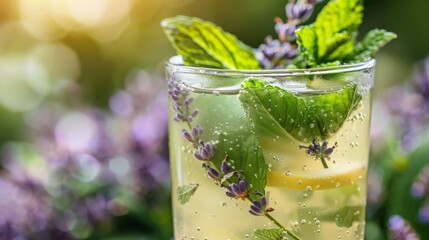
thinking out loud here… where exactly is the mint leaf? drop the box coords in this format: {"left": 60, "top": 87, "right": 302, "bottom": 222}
{"left": 161, "top": 16, "right": 261, "bottom": 70}
{"left": 296, "top": 0, "right": 363, "bottom": 67}
{"left": 239, "top": 78, "right": 362, "bottom": 142}
{"left": 177, "top": 184, "right": 199, "bottom": 204}
{"left": 212, "top": 128, "right": 267, "bottom": 198}
{"left": 254, "top": 228, "right": 284, "bottom": 240}
{"left": 346, "top": 29, "right": 397, "bottom": 63}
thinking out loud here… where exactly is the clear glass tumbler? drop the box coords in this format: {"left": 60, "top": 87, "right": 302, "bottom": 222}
{"left": 167, "top": 56, "right": 375, "bottom": 240}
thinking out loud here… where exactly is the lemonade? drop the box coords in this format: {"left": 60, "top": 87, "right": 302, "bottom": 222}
{"left": 167, "top": 57, "right": 374, "bottom": 239}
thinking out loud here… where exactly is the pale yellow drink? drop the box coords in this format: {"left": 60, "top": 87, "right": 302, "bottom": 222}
{"left": 168, "top": 58, "right": 374, "bottom": 240}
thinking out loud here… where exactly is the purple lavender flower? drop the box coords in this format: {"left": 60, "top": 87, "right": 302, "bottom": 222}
{"left": 168, "top": 79, "right": 198, "bottom": 123}
{"left": 0, "top": 70, "right": 171, "bottom": 239}
{"left": 388, "top": 56, "right": 429, "bottom": 152}
{"left": 411, "top": 166, "right": 429, "bottom": 198}
{"left": 286, "top": 3, "right": 314, "bottom": 23}
{"left": 257, "top": 0, "right": 323, "bottom": 69}
{"left": 274, "top": 17, "right": 296, "bottom": 42}
{"left": 300, "top": 139, "right": 337, "bottom": 168}
{"left": 257, "top": 37, "right": 298, "bottom": 69}
{"left": 225, "top": 178, "right": 249, "bottom": 200}
{"left": 418, "top": 203, "right": 429, "bottom": 224}
{"left": 249, "top": 192, "right": 274, "bottom": 216}
{"left": 388, "top": 215, "right": 420, "bottom": 240}
{"left": 194, "top": 142, "right": 214, "bottom": 161}
{"left": 203, "top": 163, "right": 221, "bottom": 181}
{"left": 221, "top": 156, "right": 233, "bottom": 175}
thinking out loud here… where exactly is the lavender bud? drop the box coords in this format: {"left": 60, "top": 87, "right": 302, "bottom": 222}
{"left": 173, "top": 89, "right": 180, "bottom": 96}
{"left": 173, "top": 104, "right": 181, "bottom": 112}
{"left": 171, "top": 95, "right": 179, "bottom": 101}
{"left": 182, "top": 129, "right": 193, "bottom": 142}
{"left": 184, "top": 97, "right": 194, "bottom": 107}
{"left": 286, "top": 3, "right": 314, "bottom": 22}
{"left": 275, "top": 18, "right": 296, "bottom": 42}
{"left": 191, "top": 110, "right": 199, "bottom": 118}
{"left": 194, "top": 152, "right": 205, "bottom": 161}
{"left": 187, "top": 116, "right": 193, "bottom": 122}
{"left": 238, "top": 179, "right": 248, "bottom": 193}
{"left": 176, "top": 113, "right": 184, "bottom": 121}
{"left": 206, "top": 166, "right": 221, "bottom": 181}
{"left": 225, "top": 179, "right": 249, "bottom": 200}
{"left": 192, "top": 125, "right": 202, "bottom": 138}
{"left": 221, "top": 159, "right": 233, "bottom": 174}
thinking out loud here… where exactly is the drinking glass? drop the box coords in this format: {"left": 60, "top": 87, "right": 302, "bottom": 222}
{"left": 167, "top": 56, "right": 375, "bottom": 240}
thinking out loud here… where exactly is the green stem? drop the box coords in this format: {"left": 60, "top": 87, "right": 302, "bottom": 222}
{"left": 265, "top": 213, "right": 302, "bottom": 240}
{"left": 320, "top": 156, "right": 329, "bottom": 169}
{"left": 183, "top": 112, "right": 300, "bottom": 240}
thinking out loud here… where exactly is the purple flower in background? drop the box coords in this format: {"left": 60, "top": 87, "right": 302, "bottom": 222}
{"left": 414, "top": 58, "right": 429, "bottom": 111}
{"left": 411, "top": 166, "right": 429, "bottom": 198}
{"left": 0, "top": 70, "right": 171, "bottom": 239}
{"left": 388, "top": 215, "right": 420, "bottom": 240}
{"left": 388, "top": 56, "right": 429, "bottom": 152}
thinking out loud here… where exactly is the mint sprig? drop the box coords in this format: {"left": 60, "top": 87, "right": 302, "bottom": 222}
{"left": 296, "top": 0, "right": 396, "bottom": 67}
{"left": 296, "top": 0, "right": 363, "bottom": 67}
{"left": 177, "top": 184, "right": 199, "bottom": 204}
{"left": 161, "top": 16, "right": 261, "bottom": 70}
{"left": 346, "top": 29, "right": 398, "bottom": 63}
{"left": 240, "top": 78, "right": 362, "bottom": 142}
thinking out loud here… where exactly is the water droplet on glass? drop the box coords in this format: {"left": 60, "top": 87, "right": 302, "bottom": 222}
{"left": 301, "top": 219, "right": 307, "bottom": 224}
{"left": 285, "top": 171, "right": 291, "bottom": 176}
{"left": 302, "top": 165, "right": 307, "bottom": 171}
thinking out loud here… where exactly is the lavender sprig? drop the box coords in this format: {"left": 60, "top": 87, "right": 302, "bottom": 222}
{"left": 300, "top": 139, "right": 337, "bottom": 168}
{"left": 168, "top": 79, "right": 302, "bottom": 240}
{"left": 257, "top": 0, "right": 324, "bottom": 69}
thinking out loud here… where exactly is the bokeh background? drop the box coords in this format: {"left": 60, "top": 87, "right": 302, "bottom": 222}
{"left": 0, "top": 0, "right": 429, "bottom": 239}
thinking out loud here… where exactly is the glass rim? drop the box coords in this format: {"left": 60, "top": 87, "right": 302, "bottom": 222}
{"left": 166, "top": 56, "right": 376, "bottom": 77}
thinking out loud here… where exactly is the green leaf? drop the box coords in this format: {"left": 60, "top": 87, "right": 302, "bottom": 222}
{"left": 239, "top": 78, "right": 362, "bottom": 142}
{"left": 296, "top": 0, "right": 363, "bottom": 66}
{"left": 177, "top": 184, "right": 199, "bottom": 204}
{"left": 254, "top": 228, "right": 284, "bottom": 240}
{"left": 346, "top": 29, "right": 397, "bottom": 63}
{"left": 161, "top": 16, "right": 261, "bottom": 70}
{"left": 212, "top": 128, "right": 267, "bottom": 198}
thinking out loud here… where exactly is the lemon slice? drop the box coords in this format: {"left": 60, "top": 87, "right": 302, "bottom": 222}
{"left": 267, "top": 163, "right": 367, "bottom": 190}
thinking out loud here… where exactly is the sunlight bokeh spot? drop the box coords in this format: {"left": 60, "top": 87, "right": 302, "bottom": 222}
{"left": 55, "top": 112, "right": 97, "bottom": 154}
{"left": 0, "top": 57, "right": 49, "bottom": 112}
